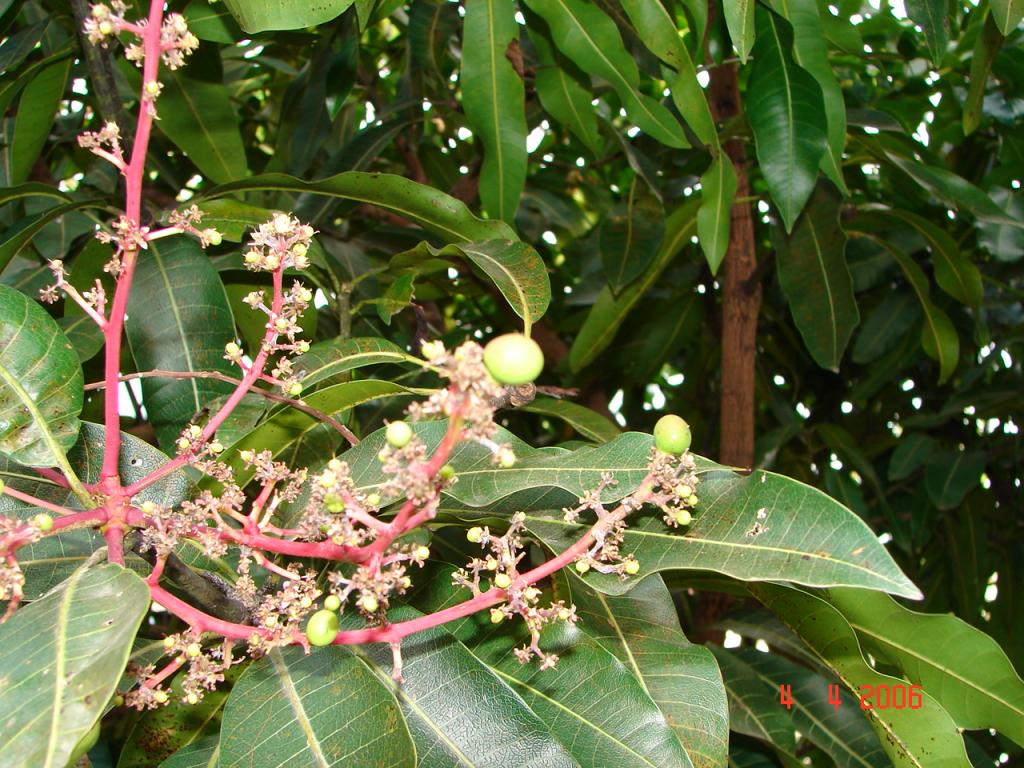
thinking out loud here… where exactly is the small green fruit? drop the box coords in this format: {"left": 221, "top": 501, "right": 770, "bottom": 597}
{"left": 32, "top": 513, "right": 53, "bottom": 532}
{"left": 324, "top": 493, "right": 345, "bottom": 514}
{"left": 624, "top": 560, "right": 640, "bottom": 575}
{"left": 414, "top": 545, "right": 431, "bottom": 560}
{"left": 674, "top": 509, "right": 692, "bottom": 526}
{"left": 206, "top": 230, "right": 222, "bottom": 246}
{"left": 186, "top": 642, "right": 202, "bottom": 658}
{"left": 366, "top": 493, "right": 381, "bottom": 507}
{"left": 359, "top": 594, "right": 379, "bottom": 613}
{"left": 439, "top": 464, "right": 456, "bottom": 480}
{"left": 386, "top": 420, "right": 413, "bottom": 448}
{"left": 497, "top": 447, "right": 516, "bottom": 468}
{"left": 654, "top": 415, "right": 691, "bottom": 454}
{"left": 288, "top": 382, "right": 303, "bottom": 397}
{"left": 483, "top": 333, "right": 544, "bottom": 385}
{"left": 490, "top": 608, "right": 505, "bottom": 624}
{"left": 466, "top": 526, "right": 484, "bottom": 543}
{"left": 494, "top": 572, "right": 512, "bottom": 589}
{"left": 324, "top": 594, "right": 341, "bottom": 611}
{"left": 306, "top": 609, "right": 339, "bottom": 646}
{"left": 575, "top": 560, "right": 590, "bottom": 574}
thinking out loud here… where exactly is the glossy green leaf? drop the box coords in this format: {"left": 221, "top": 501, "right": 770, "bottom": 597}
{"left": 964, "top": 13, "right": 1003, "bottom": 135}
{"left": 829, "top": 587, "right": 1024, "bottom": 747}
{"left": 618, "top": 0, "right": 717, "bottom": 146}
{"left": 520, "top": 396, "right": 619, "bottom": 443}
{"left": 924, "top": 449, "right": 984, "bottom": 510}
{"left": 771, "top": 0, "right": 847, "bottom": 191}
{"left": 158, "top": 68, "right": 248, "bottom": 185}
{"left": 747, "top": 9, "right": 828, "bottom": 231}
{"left": 532, "top": 51, "right": 602, "bottom": 154}
{"left": 0, "top": 422, "right": 193, "bottom": 597}
{"left": 978, "top": 187, "right": 1024, "bottom": 262}
{"left": 221, "top": 0, "right": 356, "bottom": 31}
{"left": 715, "top": 647, "right": 889, "bottom": 767}
{"left": 0, "top": 190, "right": 105, "bottom": 273}
{"left": 0, "top": 19, "right": 49, "bottom": 73}
{"left": 775, "top": 183, "right": 859, "bottom": 371}
{"left": 0, "top": 283, "right": 83, "bottom": 467}
{"left": 184, "top": 0, "right": 243, "bottom": 43}
{"left": 724, "top": 0, "right": 755, "bottom": 61}
{"left": 125, "top": 237, "right": 236, "bottom": 449}
{"left": 570, "top": 199, "right": 698, "bottom": 371}
{"left": 559, "top": 573, "right": 728, "bottom": 768}
{"left": 878, "top": 209, "right": 982, "bottom": 309}
{"left": 599, "top": 176, "right": 665, "bottom": 293}
{"left": 990, "top": 0, "right": 1024, "bottom": 34}
{"left": 376, "top": 271, "right": 415, "bottom": 324}
{"left": 355, "top": 606, "right": 579, "bottom": 767}
{"left": 522, "top": 0, "right": 688, "bottom": 148}
{"left": 296, "top": 336, "right": 421, "bottom": 389}
{"left": 712, "top": 647, "right": 797, "bottom": 752}
{"left": 203, "top": 171, "right": 515, "bottom": 243}
{"left": 219, "top": 646, "right": 415, "bottom": 767}
{"left": 393, "top": 239, "right": 551, "bottom": 330}
{"left": 0, "top": 563, "right": 150, "bottom": 768}
{"left": 343, "top": 424, "right": 920, "bottom": 599}
{"left": 415, "top": 570, "right": 694, "bottom": 768}
{"left": 9, "top": 57, "right": 70, "bottom": 186}
{"left": 697, "top": 154, "right": 736, "bottom": 274}
{"left": 752, "top": 584, "right": 972, "bottom": 768}
{"left": 906, "top": 0, "right": 950, "bottom": 65}
{"left": 462, "top": 0, "right": 527, "bottom": 225}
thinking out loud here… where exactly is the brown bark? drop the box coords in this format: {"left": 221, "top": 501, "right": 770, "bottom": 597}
{"left": 708, "top": 62, "right": 761, "bottom": 470}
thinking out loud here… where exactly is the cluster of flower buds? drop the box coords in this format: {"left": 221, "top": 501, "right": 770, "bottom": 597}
{"left": 83, "top": 1, "right": 129, "bottom": 46}
{"left": 458, "top": 513, "right": 576, "bottom": 669}
{"left": 77, "top": 121, "right": 125, "bottom": 170}
{"left": 243, "top": 213, "right": 314, "bottom": 273}
{"left": 0, "top": 505, "right": 56, "bottom": 620}
{"left": 95, "top": 215, "right": 151, "bottom": 276}
{"left": 168, "top": 204, "right": 223, "bottom": 248}
{"left": 38, "top": 259, "right": 108, "bottom": 328}
{"left": 298, "top": 458, "right": 382, "bottom": 547}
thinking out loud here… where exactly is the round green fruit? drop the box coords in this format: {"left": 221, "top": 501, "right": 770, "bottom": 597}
{"left": 306, "top": 609, "right": 339, "bottom": 646}
{"left": 654, "top": 415, "right": 691, "bottom": 454}
{"left": 483, "top": 333, "right": 544, "bottom": 385}
{"left": 624, "top": 560, "right": 640, "bottom": 575}
{"left": 324, "top": 594, "right": 341, "bottom": 611}
{"left": 466, "top": 526, "right": 484, "bottom": 543}
{"left": 32, "top": 513, "right": 54, "bottom": 532}
{"left": 494, "top": 572, "right": 512, "bottom": 589}
{"left": 386, "top": 420, "right": 413, "bottom": 448}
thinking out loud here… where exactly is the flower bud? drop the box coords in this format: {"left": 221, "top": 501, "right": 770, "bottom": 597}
{"left": 490, "top": 608, "right": 505, "bottom": 624}
{"left": 414, "top": 545, "right": 431, "bottom": 560}
{"left": 575, "top": 560, "right": 590, "bottom": 574}
{"left": 466, "top": 526, "right": 484, "bottom": 543}
{"left": 494, "top": 572, "right": 512, "bottom": 589}
{"left": 624, "top": 560, "right": 640, "bottom": 575}
{"left": 359, "top": 594, "right": 379, "bottom": 613}
{"left": 288, "top": 382, "right": 303, "bottom": 397}
{"left": 273, "top": 213, "right": 292, "bottom": 234}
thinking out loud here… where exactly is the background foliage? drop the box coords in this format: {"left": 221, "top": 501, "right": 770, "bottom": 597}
{"left": 0, "top": 0, "right": 1022, "bottom": 765}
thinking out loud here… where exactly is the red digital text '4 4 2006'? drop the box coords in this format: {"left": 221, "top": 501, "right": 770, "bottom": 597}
{"left": 779, "top": 683, "right": 924, "bottom": 710}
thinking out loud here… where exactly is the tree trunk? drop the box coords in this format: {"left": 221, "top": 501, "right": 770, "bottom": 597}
{"left": 708, "top": 61, "right": 761, "bottom": 470}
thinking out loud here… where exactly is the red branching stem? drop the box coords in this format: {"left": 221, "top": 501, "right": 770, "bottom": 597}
{"left": 100, "top": 0, "right": 167, "bottom": 481}
{"left": 0, "top": 486, "right": 80, "bottom": 517}
{"left": 144, "top": 656, "right": 186, "bottom": 689}
{"left": 105, "top": 524, "right": 126, "bottom": 564}
{"left": 29, "top": 467, "right": 72, "bottom": 488}
{"left": 126, "top": 269, "right": 287, "bottom": 496}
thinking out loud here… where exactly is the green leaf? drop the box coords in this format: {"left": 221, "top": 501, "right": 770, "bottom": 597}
{"left": 887, "top": 433, "right": 936, "bottom": 481}
{"left": 570, "top": 199, "right": 698, "bottom": 371}
{"left": 906, "top": 0, "right": 950, "bottom": 66}
{"left": 9, "top": 58, "right": 70, "bottom": 186}
{"left": 964, "top": 12, "right": 1003, "bottom": 135}
{"left": 724, "top": 0, "right": 755, "bottom": 62}
{"left": 343, "top": 424, "right": 920, "bottom": 599}
{"left": 393, "top": 239, "right": 551, "bottom": 330}
{"left": 711, "top": 648, "right": 797, "bottom": 753}
{"left": 752, "top": 584, "right": 972, "bottom": 768}
{"left": 219, "top": 646, "right": 415, "bottom": 767}
{"left": 0, "top": 19, "right": 49, "bottom": 73}
{"left": 0, "top": 422, "right": 193, "bottom": 597}
{"left": 877, "top": 209, "right": 982, "bottom": 309}
{"left": 520, "top": 396, "right": 620, "bottom": 443}
{"left": 125, "top": 237, "right": 236, "bottom": 449}
{"left": 462, "top": 0, "right": 527, "bottom": 225}
{"left": 851, "top": 292, "right": 920, "bottom": 365}
{"left": 697, "top": 154, "right": 736, "bottom": 274}
{"left": 221, "top": 0, "right": 356, "bottom": 31}
{"left": 184, "top": 0, "right": 243, "bottom": 43}
{"left": 851, "top": 225, "right": 959, "bottom": 384}
{"left": 978, "top": 187, "right": 1024, "bottom": 261}
{"left": 559, "top": 573, "right": 728, "bottom": 768}
{"left": 0, "top": 283, "right": 83, "bottom": 467}
{"left": 832, "top": 587, "right": 1024, "bottom": 747}
{"left": 415, "top": 571, "right": 694, "bottom": 768}
{"left": 714, "top": 647, "right": 889, "bottom": 767}
{"left": 0, "top": 188, "right": 105, "bottom": 274}
{"left": 522, "top": 0, "right": 688, "bottom": 148}
{"left": 355, "top": 606, "right": 579, "bottom": 767}
{"left": 157, "top": 67, "right": 248, "bottom": 184}
{"left": 774, "top": 183, "right": 859, "bottom": 371}
{"left": 990, "top": 0, "right": 1024, "bottom": 34}
{"left": 747, "top": 8, "right": 828, "bottom": 231}
{"left": 924, "top": 449, "right": 985, "bottom": 510}
{"left": 0, "top": 563, "right": 150, "bottom": 768}
{"left": 600, "top": 176, "right": 665, "bottom": 293}
{"left": 296, "top": 336, "right": 421, "bottom": 390}
{"left": 532, "top": 53, "right": 602, "bottom": 154}
{"left": 376, "top": 271, "right": 415, "bottom": 324}
{"left": 617, "top": 0, "right": 717, "bottom": 146}
{"left": 203, "top": 171, "right": 515, "bottom": 243}
{"left": 160, "top": 735, "right": 220, "bottom": 768}
{"left": 770, "top": 0, "right": 848, "bottom": 192}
